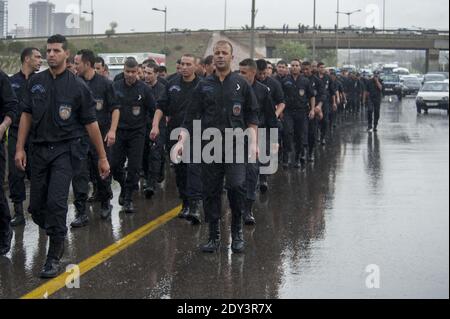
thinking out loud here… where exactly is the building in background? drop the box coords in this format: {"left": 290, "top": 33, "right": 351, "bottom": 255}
{"left": 0, "top": 0, "right": 7, "bottom": 39}
{"left": 29, "top": 1, "right": 55, "bottom": 37}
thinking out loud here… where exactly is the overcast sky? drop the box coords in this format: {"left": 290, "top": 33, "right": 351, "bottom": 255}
{"left": 8, "top": 0, "right": 450, "bottom": 33}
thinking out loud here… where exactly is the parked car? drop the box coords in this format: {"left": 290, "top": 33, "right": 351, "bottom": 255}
{"left": 416, "top": 81, "right": 449, "bottom": 115}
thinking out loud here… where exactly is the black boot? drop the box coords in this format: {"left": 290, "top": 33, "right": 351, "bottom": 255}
{"left": 87, "top": 186, "right": 99, "bottom": 203}
{"left": 294, "top": 153, "right": 302, "bottom": 169}
{"left": 178, "top": 200, "right": 190, "bottom": 219}
{"left": 259, "top": 175, "right": 269, "bottom": 193}
{"left": 100, "top": 200, "right": 113, "bottom": 220}
{"left": 10, "top": 202, "right": 25, "bottom": 227}
{"left": 70, "top": 212, "right": 89, "bottom": 228}
{"left": 144, "top": 179, "right": 156, "bottom": 199}
{"left": 243, "top": 200, "right": 256, "bottom": 226}
{"left": 0, "top": 229, "right": 13, "bottom": 256}
{"left": 231, "top": 211, "right": 245, "bottom": 253}
{"left": 187, "top": 199, "right": 202, "bottom": 225}
{"left": 201, "top": 221, "right": 220, "bottom": 253}
{"left": 40, "top": 238, "right": 65, "bottom": 279}
{"left": 123, "top": 200, "right": 136, "bottom": 214}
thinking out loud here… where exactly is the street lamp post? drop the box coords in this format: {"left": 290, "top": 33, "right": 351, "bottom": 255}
{"left": 250, "top": 0, "right": 256, "bottom": 59}
{"left": 224, "top": 0, "right": 227, "bottom": 30}
{"left": 312, "top": 0, "right": 317, "bottom": 61}
{"left": 82, "top": 0, "right": 94, "bottom": 35}
{"left": 153, "top": 6, "right": 168, "bottom": 49}
{"left": 337, "top": 8, "right": 361, "bottom": 64}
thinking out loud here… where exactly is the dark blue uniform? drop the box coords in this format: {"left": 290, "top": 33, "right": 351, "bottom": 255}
{"left": 246, "top": 81, "right": 277, "bottom": 217}
{"left": 0, "top": 70, "right": 18, "bottom": 248}
{"left": 366, "top": 77, "right": 383, "bottom": 130}
{"left": 183, "top": 71, "right": 259, "bottom": 252}
{"left": 317, "top": 74, "right": 337, "bottom": 143}
{"left": 157, "top": 75, "right": 202, "bottom": 213}
{"left": 81, "top": 73, "right": 120, "bottom": 206}
{"left": 143, "top": 80, "right": 166, "bottom": 193}
{"left": 22, "top": 69, "right": 97, "bottom": 240}
{"left": 281, "top": 74, "right": 315, "bottom": 165}
{"left": 112, "top": 79, "right": 155, "bottom": 205}
{"left": 8, "top": 71, "right": 32, "bottom": 207}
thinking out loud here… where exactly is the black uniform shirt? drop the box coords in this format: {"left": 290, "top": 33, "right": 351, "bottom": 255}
{"left": 183, "top": 71, "right": 259, "bottom": 133}
{"left": 318, "top": 74, "right": 337, "bottom": 104}
{"left": 157, "top": 74, "right": 201, "bottom": 129}
{"left": 113, "top": 79, "right": 155, "bottom": 131}
{"left": 82, "top": 73, "right": 120, "bottom": 131}
{"left": 253, "top": 80, "right": 277, "bottom": 129}
{"left": 366, "top": 78, "right": 384, "bottom": 101}
{"left": 22, "top": 69, "right": 96, "bottom": 144}
{"left": 281, "top": 74, "right": 315, "bottom": 112}
{"left": 9, "top": 71, "right": 33, "bottom": 129}
{"left": 261, "top": 76, "right": 285, "bottom": 106}
{"left": 307, "top": 74, "right": 325, "bottom": 105}
{"left": 149, "top": 80, "right": 166, "bottom": 104}
{"left": 1, "top": 70, "right": 18, "bottom": 125}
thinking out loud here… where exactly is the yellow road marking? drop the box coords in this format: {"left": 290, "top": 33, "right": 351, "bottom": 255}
{"left": 21, "top": 205, "right": 181, "bottom": 299}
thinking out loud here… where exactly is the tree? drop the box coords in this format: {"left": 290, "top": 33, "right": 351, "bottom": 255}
{"left": 273, "top": 40, "right": 337, "bottom": 66}
{"left": 273, "top": 40, "right": 309, "bottom": 62}
{"left": 7, "top": 41, "right": 25, "bottom": 54}
{"left": 105, "top": 21, "right": 118, "bottom": 37}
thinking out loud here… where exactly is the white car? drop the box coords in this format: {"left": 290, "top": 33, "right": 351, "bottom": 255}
{"left": 416, "top": 81, "right": 449, "bottom": 115}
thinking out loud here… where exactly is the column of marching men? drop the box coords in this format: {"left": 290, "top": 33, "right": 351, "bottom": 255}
{"left": 0, "top": 34, "right": 383, "bottom": 279}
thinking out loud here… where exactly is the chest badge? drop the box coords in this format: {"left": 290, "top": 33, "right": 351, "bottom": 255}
{"left": 132, "top": 106, "right": 141, "bottom": 116}
{"left": 59, "top": 105, "right": 72, "bottom": 121}
{"left": 299, "top": 89, "right": 305, "bottom": 97}
{"left": 233, "top": 103, "right": 242, "bottom": 116}
{"left": 95, "top": 99, "right": 104, "bottom": 111}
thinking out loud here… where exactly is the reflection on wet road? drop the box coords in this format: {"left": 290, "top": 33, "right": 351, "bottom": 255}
{"left": 0, "top": 98, "right": 448, "bottom": 299}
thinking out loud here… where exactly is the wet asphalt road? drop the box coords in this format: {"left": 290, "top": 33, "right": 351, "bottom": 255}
{"left": 0, "top": 97, "right": 448, "bottom": 299}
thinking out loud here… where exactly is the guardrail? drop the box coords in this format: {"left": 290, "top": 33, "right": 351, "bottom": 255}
{"left": 2, "top": 28, "right": 449, "bottom": 41}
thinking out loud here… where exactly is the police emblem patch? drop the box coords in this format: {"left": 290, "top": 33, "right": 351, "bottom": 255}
{"left": 132, "top": 106, "right": 141, "bottom": 116}
{"left": 95, "top": 99, "right": 104, "bottom": 111}
{"left": 59, "top": 105, "right": 72, "bottom": 121}
{"left": 233, "top": 103, "right": 242, "bottom": 116}
{"left": 299, "top": 89, "right": 305, "bottom": 97}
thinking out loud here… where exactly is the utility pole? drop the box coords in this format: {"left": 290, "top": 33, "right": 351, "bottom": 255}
{"left": 250, "top": 0, "right": 256, "bottom": 59}
{"left": 312, "top": 0, "right": 317, "bottom": 61}
{"left": 224, "top": 0, "right": 227, "bottom": 30}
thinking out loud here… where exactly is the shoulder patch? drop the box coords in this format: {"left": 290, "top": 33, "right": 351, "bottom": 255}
{"left": 31, "top": 84, "right": 46, "bottom": 94}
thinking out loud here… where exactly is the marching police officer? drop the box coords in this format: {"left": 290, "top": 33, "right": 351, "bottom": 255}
{"left": 112, "top": 57, "right": 155, "bottom": 213}
{"left": 143, "top": 64, "right": 166, "bottom": 198}
{"left": 366, "top": 71, "right": 383, "bottom": 132}
{"left": 239, "top": 58, "right": 278, "bottom": 225}
{"left": 174, "top": 41, "right": 259, "bottom": 253}
{"left": 71, "top": 49, "right": 120, "bottom": 225}
{"left": 8, "top": 47, "right": 42, "bottom": 227}
{"left": 0, "top": 69, "right": 18, "bottom": 256}
{"left": 281, "top": 59, "right": 316, "bottom": 168}
{"left": 317, "top": 62, "right": 338, "bottom": 146}
{"left": 255, "top": 59, "right": 285, "bottom": 193}
{"left": 15, "top": 35, "right": 110, "bottom": 278}
{"left": 150, "top": 54, "right": 203, "bottom": 224}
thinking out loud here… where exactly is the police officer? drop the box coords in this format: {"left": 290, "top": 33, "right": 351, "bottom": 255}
{"left": 281, "top": 59, "right": 316, "bottom": 168}
{"left": 150, "top": 54, "right": 203, "bottom": 224}
{"left": 239, "top": 58, "right": 278, "bottom": 225}
{"left": 203, "top": 55, "right": 216, "bottom": 77}
{"left": 143, "top": 64, "right": 166, "bottom": 198}
{"left": 72, "top": 49, "right": 120, "bottom": 225}
{"left": 366, "top": 71, "right": 383, "bottom": 132}
{"left": 255, "top": 59, "right": 285, "bottom": 193}
{"left": 317, "top": 62, "right": 338, "bottom": 147}
{"left": 8, "top": 47, "right": 42, "bottom": 227}
{"left": 112, "top": 57, "right": 155, "bottom": 213}
{"left": 15, "top": 35, "right": 110, "bottom": 278}
{"left": 274, "top": 60, "right": 289, "bottom": 84}
{"left": 329, "top": 71, "right": 343, "bottom": 129}
{"left": 94, "top": 57, "right": 108, "bottom": 78}
{"left": 174, "top": 41, "right": 259, "bottom": 253}
{"left": 0, "top": 70, "right": 18, "bottom": 256}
